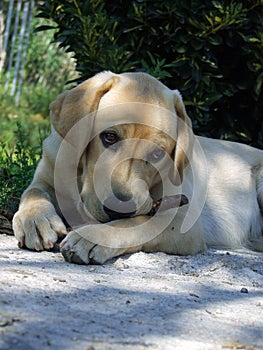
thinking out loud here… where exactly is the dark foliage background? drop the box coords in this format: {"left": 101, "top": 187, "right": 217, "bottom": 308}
{"left": 36, "top": 0, "right": 263, "bottom": 148}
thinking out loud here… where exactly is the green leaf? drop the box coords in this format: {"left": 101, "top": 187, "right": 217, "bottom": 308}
{"left": 206, "top": 93, "right": 223, "bottom": 104}
{"left": 207, "top": 35, "right": 222, "bottom": 45}
{"left": 176, "top": 46, "right": 187, "bottom": 53}
{"left": 191, "top": 40, "right": 204, "bottom": 50}
{"left": 34, "top": 25, "right": 57, "bottom": 32}
{"left": 254, "top": 72, "right": 263, "bottom": 97}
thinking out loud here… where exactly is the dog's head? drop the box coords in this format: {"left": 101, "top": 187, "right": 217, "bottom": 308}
{"left": 50, "top": 71, "right": 193, "bottom": 223}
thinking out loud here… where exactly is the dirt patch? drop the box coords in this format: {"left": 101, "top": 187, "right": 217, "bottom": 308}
{"left": 0, "top": 234, "right": 262, "bottom": 350}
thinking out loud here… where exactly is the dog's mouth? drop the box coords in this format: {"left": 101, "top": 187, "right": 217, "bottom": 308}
{"left": 103, "top": 196, "right": 137, "bottom": 221}
{"left": 101, "top": 194, "right": 189, "bottom": 222}
{"left": 102, "top": 195, "right": 149, "bottom": 222}
{"left": 72, "top": 194, "right": 188, "bottom": 227}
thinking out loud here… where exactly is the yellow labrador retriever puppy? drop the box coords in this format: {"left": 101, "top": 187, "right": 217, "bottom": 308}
{"left": 13, "top": 71, "right": 263, "bottom": 264}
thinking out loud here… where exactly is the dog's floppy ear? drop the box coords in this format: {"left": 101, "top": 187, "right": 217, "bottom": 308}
{"left": 170, "top": 90, "right": 194, "bottom": 186}
{"left": 49, "top": 71, "right": 119, "bottom": 138}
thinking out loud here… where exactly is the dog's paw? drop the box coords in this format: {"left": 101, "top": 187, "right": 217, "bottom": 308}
{"left": 60, "top": 230, "right": 124, "bottom": 265}
{"left": 60, "top": 231, "right": 95, "bottom": 264}
{"left": 13, "top": 201, "right": 67, "bottom": 251}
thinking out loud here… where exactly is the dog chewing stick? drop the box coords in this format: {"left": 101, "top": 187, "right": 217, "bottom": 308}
{"left": 148, "top": 194, "right": 189, "bottom": 216}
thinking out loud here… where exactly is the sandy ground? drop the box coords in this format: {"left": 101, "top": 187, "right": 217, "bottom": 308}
{"left": 0, "top": 233, "right": 262, "bottom": 350}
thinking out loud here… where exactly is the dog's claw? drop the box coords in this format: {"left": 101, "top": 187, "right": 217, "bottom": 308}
{"left": 18, "top": 239, "right": 25, "bottom": 249}
{"left": 34, "top": 243, "right": 42, "bottom": 251}
{"left": 60, "top": 245, "right": 86, "bottom": 265}
{"left": 48, "top": 240, "right": 54, "bottom": 249}
{"left": 59, "top": 229, "right": 68, "bottom": 236}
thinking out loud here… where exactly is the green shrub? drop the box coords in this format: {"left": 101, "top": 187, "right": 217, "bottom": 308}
{"left": 0, "top": 6, "right": 77, "bottom": 208}
{"left": 0, "top": 81, "right": 51, "bottom": 209}
{"left": 36, "top": 0, "right": 263, "bottom": 148}
{"left": 0, "top": 122, "right": 42, "bottom": 211}
{"left": 24, "top": 16, "right": 77, "bottom": 92}
{"left": 0, "top": 80, "right": 51, "bottom": 146}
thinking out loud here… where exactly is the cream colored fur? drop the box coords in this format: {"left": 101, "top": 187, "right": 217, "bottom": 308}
{"left": 13, "top": 71, "right": 263, "bottom": 264}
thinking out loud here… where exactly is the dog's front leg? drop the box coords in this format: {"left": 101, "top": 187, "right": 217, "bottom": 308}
{"left": 60, "top": 215, "right": 156, "bottom": 264}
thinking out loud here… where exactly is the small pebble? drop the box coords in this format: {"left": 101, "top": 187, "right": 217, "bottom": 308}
{"left": 240, "top": 287, "right": 248, "bottom": 293}
{"left": 53, "top": 278, "right": 67, "bottom": 283}
{"left": 0, "top": 313, "right": 13, "bottom": 327}
{"left": 189, "top": 293, "right": 200, "bottom": 298}
{"left": 86, "top": 346, "right": 95, "bottom": 350}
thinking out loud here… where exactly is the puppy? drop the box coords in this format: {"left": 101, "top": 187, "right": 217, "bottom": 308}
{"left": 13, "top": 71, "right": 263, "bottom": 264}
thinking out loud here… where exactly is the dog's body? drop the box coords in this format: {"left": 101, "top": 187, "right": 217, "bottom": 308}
{"left": 13, "top": 71, "right": 263, "bottom": 264}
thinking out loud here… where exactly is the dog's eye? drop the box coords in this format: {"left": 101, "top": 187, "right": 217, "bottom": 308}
{"left": 100, "top": 132, "right": 119, "bottom": 147}
{"left": 147, "top": 148, "right": 165, "bottom": 163}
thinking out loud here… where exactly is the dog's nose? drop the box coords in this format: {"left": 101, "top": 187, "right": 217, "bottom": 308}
{"left": 103, "top": 195, "right": 136, "bottom": 220}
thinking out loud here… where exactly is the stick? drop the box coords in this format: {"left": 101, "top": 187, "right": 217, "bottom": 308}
{"left": 148, "top": 194, "right": 188, "bottom": 216}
